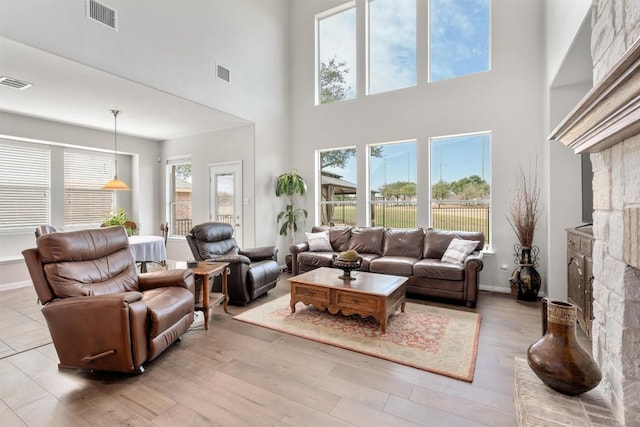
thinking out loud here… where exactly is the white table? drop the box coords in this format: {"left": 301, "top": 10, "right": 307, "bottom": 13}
{"left": 128, "top": 235, "right": 167, "bottom": 273}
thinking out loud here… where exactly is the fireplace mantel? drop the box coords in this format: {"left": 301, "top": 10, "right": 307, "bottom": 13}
{"left": 549, "top": 37, "right": 640, "bottom": 153}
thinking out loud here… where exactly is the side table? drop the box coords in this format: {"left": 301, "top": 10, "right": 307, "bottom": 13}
{"left": 185, "top": 261, "right": 230, "bottom": 330}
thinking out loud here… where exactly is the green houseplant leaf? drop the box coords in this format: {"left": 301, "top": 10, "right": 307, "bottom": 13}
{"left": 275, "top": 169, "right": 308, "bottom": 246}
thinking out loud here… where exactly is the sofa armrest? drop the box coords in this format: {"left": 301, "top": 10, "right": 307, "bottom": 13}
{"left": 139, "top": 269, "right": 195, "bottom": 296}
{"left": 462, "top": 252, "right": 484, "bottom": 308}
{"left": 239, "top": 245, "right": 278, "bottom": 262}
{"left": 289, "top": 242, "right": 310, "bottom": 275}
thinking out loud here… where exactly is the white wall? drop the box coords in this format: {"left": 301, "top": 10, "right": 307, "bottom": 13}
{"left": 289, "top": 0, "right": 547, "bottom": 292}
{"left": 161, "top": 124, "right": 256, "bottom": 261}
{"left": 0, "top": 111, "right": 160, "bottom": 286}
{"left": 0, "top": 0, "right": 291, "bottom": 259}
{"left": 543, "top": 2, "right": 593, "bottom": 300}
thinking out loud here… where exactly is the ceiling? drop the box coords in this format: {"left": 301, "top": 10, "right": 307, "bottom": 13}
{"left": 0, "top": 37, "right": 250, "bottom": 141}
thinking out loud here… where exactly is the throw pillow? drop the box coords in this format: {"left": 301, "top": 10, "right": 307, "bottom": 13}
{"left": 441, "top": 237, "right": 480, "bottom": 266}
{"left": 306, "top": 231, "right": 332, "bottom": 252}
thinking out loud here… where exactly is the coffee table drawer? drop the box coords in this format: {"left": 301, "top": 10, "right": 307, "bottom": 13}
{"left": 295, "top": 285, "right": 330, "bottom": 304}
{"left": 336, "top": 291, "right": 379, "bottom": 311}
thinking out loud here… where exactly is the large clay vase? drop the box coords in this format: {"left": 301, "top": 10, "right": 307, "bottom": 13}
{"left": 527, "top": 299, "right": 602, "bottom": 395}
{"left": 510, "top": 245, "right": 541, "bottom": 301}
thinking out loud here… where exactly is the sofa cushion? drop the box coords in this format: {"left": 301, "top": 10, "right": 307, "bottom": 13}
{"left": 441, "top": 237, "right": 480, "bottom": 266}
{"left": 370, "top": 256, "right": 417, "bottom": 276}
{"left": 306, "top": 231, "right": 332, "bottom": 252}
{"left": 413, "top": 259, "right": 465, "bottom": 281}
{"left": 383, "top": 228, "right": 424, "bottom": 258}
{"left": 312, "top": 226, "right": 351, "bottom": 251}
{"left": 423, "top": 229, "right": 484, "bottom": 259}
{"left": 358, "top": 253, "right": 381, "bottom": 272}
{"left": 348, "top": 227, "right": 385, "bottom": 255}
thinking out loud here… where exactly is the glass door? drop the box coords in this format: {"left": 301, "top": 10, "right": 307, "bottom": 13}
{"left": 209, "top": 161, "right": 243, "bottom": 246}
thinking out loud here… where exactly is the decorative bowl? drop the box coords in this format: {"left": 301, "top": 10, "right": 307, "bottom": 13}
{"left": 332, "top": 253, "right": 363, "bottom": 280}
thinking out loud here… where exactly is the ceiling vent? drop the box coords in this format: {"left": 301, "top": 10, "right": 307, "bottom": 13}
{"left": 87, "top": 0, "right": 117, "bottom": 30}
{"left": 0, "top": 76, "right": 32, "bottom": 90}
{"left": 217, "top": 64, "right": 230, "bottom": 83}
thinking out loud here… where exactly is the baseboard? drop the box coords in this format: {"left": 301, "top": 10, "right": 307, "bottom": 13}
{"left": 479, "top": 284, "right": 511, "bottom": 293}
{"left": 0, "top": 281, "right": 31, "bottom": 291}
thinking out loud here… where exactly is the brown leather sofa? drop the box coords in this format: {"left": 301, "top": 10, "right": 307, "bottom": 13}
{"left": 23, "top": 226, "right": 195, "bottom": 374}
{"left": 186, "top": 222, "right": 280, "bottom": 305}
{"left": 290, "top": 226, "right": 484, "bottom": 307}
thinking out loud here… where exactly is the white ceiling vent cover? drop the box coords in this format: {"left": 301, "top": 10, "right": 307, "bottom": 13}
{"left": 0, "top": 76, "right": 32, "bottom": 90}
{"left": 87, "top": 0, "right": 117, "bottom": 30}
{"left": 217, "top": 64, "right": 230, "bottom": 83}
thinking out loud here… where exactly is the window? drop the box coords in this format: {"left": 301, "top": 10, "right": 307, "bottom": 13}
{"left": 367, "top": 0, "right": 416, "bottom": 94}
{"left": 429, "top": 0, "right": 490, "bottom": 82}
{"left": 317, "top": 3, "right": 356, "bottom": 104}
{"left": 430, "top": 132, "right": 491, "bottom": 243}
{"left": 0, "top": 141, "right": 50, "bottom": 230}
{"left": 319, "top": 148, "right": 357, "bottom": 226}
{"left": 369, "top": 141, "right": 416, "bottom": 227}
{"left": 64, "top": 149, "right": 115, "bottom": 226}
{"left": 167, "top": 157, "right": 192, "bottom": 236}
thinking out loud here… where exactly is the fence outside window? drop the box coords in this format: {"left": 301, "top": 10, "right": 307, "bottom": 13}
{"left": 320, "top": 199, "right": 490, "bottom": 244}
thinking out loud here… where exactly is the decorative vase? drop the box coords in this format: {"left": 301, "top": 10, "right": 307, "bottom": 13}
{"left": 527, "top": 299, "right": 602, "bottom": 396}
{"left": 331, "top": 253, "right": 362, "bottom": 280}
{"left": 510, "top": 245, "right": 541, "bottom": 301}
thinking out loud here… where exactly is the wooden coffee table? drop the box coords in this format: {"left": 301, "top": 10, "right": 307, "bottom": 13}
{"left": 288, "top": 267, "right": 407, "bottom": 333}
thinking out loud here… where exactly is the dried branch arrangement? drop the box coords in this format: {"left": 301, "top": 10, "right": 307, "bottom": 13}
{"left": 507, "top": 165, "right": 541, "bottom": 248}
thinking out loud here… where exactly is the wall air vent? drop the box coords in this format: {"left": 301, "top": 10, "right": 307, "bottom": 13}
{"left": 0, "top": 76, "right": 32, "bottom": 90}
{"left": 87, "top": 0, "right": 117, "bottom": 30}
{"left": 217, "top": 64, "right": 230, "bottom": 83}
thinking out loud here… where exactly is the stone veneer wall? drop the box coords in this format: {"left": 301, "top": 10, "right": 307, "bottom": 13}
{"left": 589, "top": 1, "right": 640, "bottom": 425}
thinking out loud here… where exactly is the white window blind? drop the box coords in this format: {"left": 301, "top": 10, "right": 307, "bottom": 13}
{"left": 64, "top": 149, "right": 115, "bottom": 226}
{"left": 0, "top": 141, "right": 51, "bottom": 230}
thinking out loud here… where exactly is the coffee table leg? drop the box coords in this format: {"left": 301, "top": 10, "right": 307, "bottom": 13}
{"left": 202, "top": 274, "right": 210, "bottom": 330}
{"left": 222, "top": 268, "right": 229, "bottom": 314}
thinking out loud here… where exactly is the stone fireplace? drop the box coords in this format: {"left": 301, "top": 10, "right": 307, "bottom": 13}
{"left": 549, "top": 3, "right": 640, "bottom": 425}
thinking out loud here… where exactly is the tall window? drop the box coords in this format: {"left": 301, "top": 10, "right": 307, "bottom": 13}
{"left": 429, "top": 0, "right": 490, "bottom": 82}
{"left": 319, "top": 148, "right": 357, "bottom": 226}
{"left": 0, "top": 141, "right": 50, "bottom": 230}
{"left": 317, "top": 3, "right": 356, "bottom": 104}
{"left": 64, "top": 149, "right": 115, "bottom": 226}
{"left": 369, "top": 141, "right": 416, "bottom": 227}
{"left": 167, "top": 157, "right": 192, "bottom": 236}
{"left": 430, "top": 132, "right": 491, "bottom": 243}
{"left": 367, "top": 0, "right": 416, "bottom": 94}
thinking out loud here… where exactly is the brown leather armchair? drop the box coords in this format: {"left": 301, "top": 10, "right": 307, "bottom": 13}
{"left": 186, "top": 222, "right": 280, "bottom": 305}
{"left": 22, "top": 226, "right": 195, "bottom": 374}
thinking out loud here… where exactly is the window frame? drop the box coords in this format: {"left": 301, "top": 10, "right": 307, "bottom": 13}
{"left": 166, "top": 156, "right": 193, "bottom": 237}
{"left": 315, "top": 1, "right": 357, "bottom": 106}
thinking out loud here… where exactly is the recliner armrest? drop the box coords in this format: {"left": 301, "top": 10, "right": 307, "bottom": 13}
{"left": 239, "top": 245, "right": 278, "bottom": 262}
{"left": 139, "top": 269, "right": 195, "bottom": 295}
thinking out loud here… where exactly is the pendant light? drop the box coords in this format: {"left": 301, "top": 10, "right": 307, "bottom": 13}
{"left": 102, "top": 109, "right": 130, "bottom": 190}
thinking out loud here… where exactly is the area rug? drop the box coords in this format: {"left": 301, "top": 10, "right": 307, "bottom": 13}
{"left": 234, "top": 295, "right": 481, "bottom": 382}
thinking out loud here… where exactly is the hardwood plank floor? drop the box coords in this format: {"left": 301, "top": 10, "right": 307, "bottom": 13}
{"left": 0, "top": 275, "right": 556, "bottom": 426}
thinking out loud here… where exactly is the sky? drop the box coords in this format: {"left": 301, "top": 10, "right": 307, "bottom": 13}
{"left": 319, "top": 0, "right": 491, "bottom": 190}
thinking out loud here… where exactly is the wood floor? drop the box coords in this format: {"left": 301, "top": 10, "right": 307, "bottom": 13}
{"left": 0, "top": 276, "right": 548, "bottom": 426}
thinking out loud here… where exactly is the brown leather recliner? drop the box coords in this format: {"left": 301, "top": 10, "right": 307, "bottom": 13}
{"left": 22, "top": 226, "right": 195, "bottom": 374}
{"left": 186, "top": 222, "right": 280, "bottom": 305}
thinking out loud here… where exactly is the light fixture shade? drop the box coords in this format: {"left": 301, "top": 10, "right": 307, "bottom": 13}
{"left": 103, "top": 109, "right": 130, "bottom": 191}
{"left": 102, "top": 177, "right": 130, "bottom": 191}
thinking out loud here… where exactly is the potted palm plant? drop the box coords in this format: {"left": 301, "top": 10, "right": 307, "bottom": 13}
{"left": 276, "top": 169, "right": 308, "bottom": 272}
{"left": 507, "top": 165, "right": 542, "bottom": 301}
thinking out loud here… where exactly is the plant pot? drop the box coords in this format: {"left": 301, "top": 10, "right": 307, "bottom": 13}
{"left": 510, "top": 245, "right": 541, "bottom": 301}
{"left": 285, "top": 254, "right": 293, "bottom": 274}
